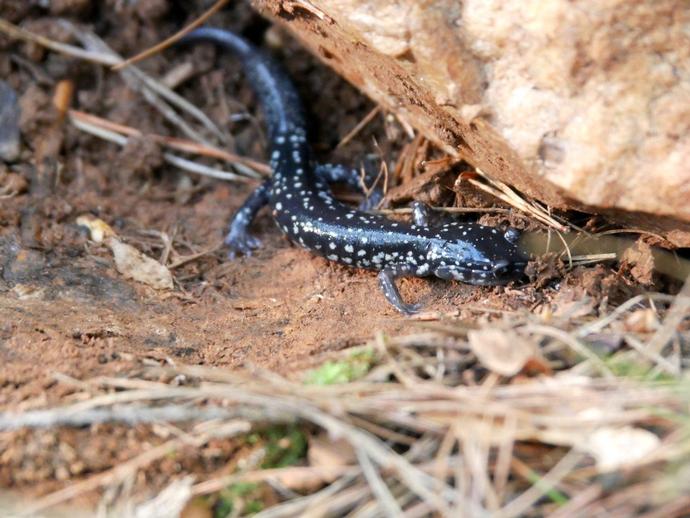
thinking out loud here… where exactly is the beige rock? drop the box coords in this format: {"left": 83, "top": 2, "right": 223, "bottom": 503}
{"left": 253, "top": 0, "right": 690, "bottom": 245}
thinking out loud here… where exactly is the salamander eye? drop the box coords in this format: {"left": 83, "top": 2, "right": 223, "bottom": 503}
{"left": 504, "top": 228, "right": 520, "bottom": 244}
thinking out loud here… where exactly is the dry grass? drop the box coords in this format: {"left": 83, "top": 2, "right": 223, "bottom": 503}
{"left": 2, "top": 283, "right": 689, "bottom": 517}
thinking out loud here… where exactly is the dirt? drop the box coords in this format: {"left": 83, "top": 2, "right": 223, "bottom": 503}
{"left": 0, "top": 0, "right": 679, "bottom": 502}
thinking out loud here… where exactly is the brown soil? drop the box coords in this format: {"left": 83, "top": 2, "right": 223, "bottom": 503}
{"left": 0, "top": 0, "right": 673, "bottom": 503}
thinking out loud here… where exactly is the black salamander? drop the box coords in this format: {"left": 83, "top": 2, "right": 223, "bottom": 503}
{"left": 180, "top": 28, "right": 528, "bottom": 314}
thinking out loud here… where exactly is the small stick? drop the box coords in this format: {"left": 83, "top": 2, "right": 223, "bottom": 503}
{"left": 69, "top": 109, "right": 269, "bottom": 176}
{"left": 468, "top": 170, "right": 567, "bottom": 232}
{"left": 70, "top": 115, "right": 250, "bottom": 182}
{"left": 0, "top": 18, "right": 118, "bottom": 66}
{"left": 72, "top": 27, "right": 226, "bottom": 144}
{"left": 377, "top": 206, "right": 511, "bottom": 215}
{"left": 357, "top": 448, "right": 404, "bottom": 516}
{"left": 646, "top": 274, "right": 690, "bottom": 355}
{"left": 0, "top": 19, "right": 226, "bottom": 144}
{"left": 336, "top": 106, "right": 381, "bottom": 149}
{"left": 0, "top": 404, "right": 235, "bottom": 431}
{"left": 113, "top": 0, "right": 232, "bottom": 70}
{"left": 168, "top": 241, "right": 224, "bottom": 269}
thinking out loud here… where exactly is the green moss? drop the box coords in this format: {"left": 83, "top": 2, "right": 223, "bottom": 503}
{"left": 210, "top": 425, "right": 307, "bottom": 516}
{"left": 604, "top": 355, "right": 677, "bottom": 382}
{"left": 305, "top": 348, "right": 376, "bottom": 385}
{"left": 262, "top": 424, "right": 308, "bottom": 469}
{"left": 213, "top": 482, "right": 263, "bottom": 517}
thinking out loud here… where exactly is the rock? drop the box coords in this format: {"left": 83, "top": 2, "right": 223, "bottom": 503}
{"left": 252, "top": 0, "right": 690, "bottom": 246}
{"left": 0, "top": 80, "right": 20, "bottom": 162}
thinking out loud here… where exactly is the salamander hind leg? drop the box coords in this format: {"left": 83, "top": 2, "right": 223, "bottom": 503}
{"left": 225, "top": 178, "right": 271, "bottom": 259}
{"left": 313, "top": 163, "right": 382, "bottom": 210}
{"left": 411, "top": 201, "right": 432, "bottom": 227}
{"left": 377, "top": 268, "right": 422, "bottom": 315}
{"left": 313, "top": 163, "right": 362, "bottom": 187}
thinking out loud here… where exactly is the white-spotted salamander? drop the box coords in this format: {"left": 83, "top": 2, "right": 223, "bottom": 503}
{"left": 180, "top": 28, "right": 528, "bottom": 314}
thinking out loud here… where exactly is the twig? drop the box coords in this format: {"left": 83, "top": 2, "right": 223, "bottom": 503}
{"left": 621, "top": 336, "right": 680, "bottom": 376}
{"left": 646, "top": 274, "right": 690, "bottom": 354}
{"left": 70, "top": 114, "right": 250, "bottom": 182}
{"left": 496, "top": 449, "right": 584, "bottom": 518}
{"left": 113, "top": 0, "right": 232, "bottom": 70}
{"left": 168, "top": 241, "right": 224, "bottom": 269}
{"left": 0, "top": 18, "right": 118, "bottom": 65}
{"left": 163, "top": 153, "right": 253, "bottom": 182}
{"left": 66, "top": 23, "right": 226, "bottom": 144}
{"left": 356, "top": 448, "right": 403, "bottom": 516}
{"left": 0, "top": 404, "right": 235, "bottom": 431}
{"left": 576, "top": 293, "right": 675, "bottom": 337}
{"left": 377, "top": 206, "right": 511, "bottom": 216}
{"left": 469, "top": 168, "right": 568, "bottom": 232}
{"left": 192, "top": 466, "right": 358, "bottom": 497}
{"left": 69, "top": 109, "right": 269, "bottom": 177}
{"left": 336, "top": 106, "right": 381, "bottom": 149}
{"left": 0, "top": 18, "right": 227, "bottom": 144}
{"left": 521, "top": 324, "right": 615, "bottom": 378}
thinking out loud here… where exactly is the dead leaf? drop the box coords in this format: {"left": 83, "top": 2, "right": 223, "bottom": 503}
{"left": 624, "top": 308, "right": 659, "bottom": 333}
{"left": 580, "top": 426, "right": 660, "bottom": 472}
{"left": 108, "top": 237, "right": 173, "bottom": 290}
{"left": 135, "top": 476, "right": 194, "bottom": 518}
{"left": 308, "top": 432, "right": 356, "bottom": 470}
{"left": 77, "top": 215, "right": 173, "bottom": 290}
{"left": 551, "top": 288, "right": 595, "bottom": 319}
{"left": 467, "top": 328, "right": 537, "bottom": 376}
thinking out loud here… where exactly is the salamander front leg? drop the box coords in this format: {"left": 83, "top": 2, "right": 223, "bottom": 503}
{"left": 377, "top": 268, "right": 421, "bottom": 315}
{"left": 225, "top": 178, "right": 271, "bottom": 258}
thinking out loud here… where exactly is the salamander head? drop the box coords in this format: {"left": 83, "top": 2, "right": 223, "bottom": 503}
{"left": 426, "top": 226, "right": 528, "bottom": 285}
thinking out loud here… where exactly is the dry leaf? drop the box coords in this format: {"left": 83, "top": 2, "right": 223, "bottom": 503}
{"left": 551, "top": 288, "right": 595, "bottom": 319}
{"left": 108, "top": 237, "right": 173, "bottom": 290}
{"left": 135, "top": 476, "right": 194, "bottom": 518}
{"left": 77, "top": 215, "right": 172, "bottom": 289}
{"left": 467, "top": 328, "right": 536, "bottom": 376}
{"left": 624, "top": 308, "right": 659, "bottom": 333}
{"left": 308, "top": 433, "right": 356, "bottom": 469}
{"left": 580, "top": 426, "right": 660, "bottom": 472}
{"left": 270, "top": 466, "right": 351, "bottom": 493}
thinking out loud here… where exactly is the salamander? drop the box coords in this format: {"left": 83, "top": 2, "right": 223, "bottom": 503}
{"left": 179, "top": 28, "right": 528, "bottom": 314}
